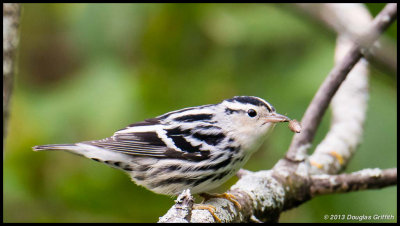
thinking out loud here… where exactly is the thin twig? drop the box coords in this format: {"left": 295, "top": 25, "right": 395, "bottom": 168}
{"left": 308, "top": 4, "right": 372, "bottom": 174}
{"left": 310, "top": 168, "right": 397, "bottom": 196}
{"left": 292, "top": 3, "right": 397, "bottom": 76}
{"left": 285, "top": 3, "right": 397, "bottom": 162}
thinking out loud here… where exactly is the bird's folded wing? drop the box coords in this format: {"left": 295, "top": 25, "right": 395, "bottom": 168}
{"left": 85, "top": 131, "right": 167, "bottom": 158}
{"left": 86, "top": 127, "right": 210, "bottom": 161}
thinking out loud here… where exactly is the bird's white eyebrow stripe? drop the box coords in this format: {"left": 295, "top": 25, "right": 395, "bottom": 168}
{"left": 225, "top": 96, "right": 274, "bottom": 112}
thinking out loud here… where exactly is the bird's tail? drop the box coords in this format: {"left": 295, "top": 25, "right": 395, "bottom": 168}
{"left": 33, "top": 143, "right": 76, "bottom": 151}
{"left": 32, "top": 143, "right": 131, "bottom": 168}
{"left": 32, "top": 143, "right": 87, "bottom": 156}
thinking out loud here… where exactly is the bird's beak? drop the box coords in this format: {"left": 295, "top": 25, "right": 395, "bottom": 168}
{"left": 264, "top": 113, "right": 290, "bottom": 123}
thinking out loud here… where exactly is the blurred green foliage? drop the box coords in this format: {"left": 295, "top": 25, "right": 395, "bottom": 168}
{"left": 4, "top": 3, "right": 396, "bottom": 223}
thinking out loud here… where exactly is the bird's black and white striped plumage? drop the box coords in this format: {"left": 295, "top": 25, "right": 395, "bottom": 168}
{"left": 33, "top": 96, "right": 290, "bottom": 195}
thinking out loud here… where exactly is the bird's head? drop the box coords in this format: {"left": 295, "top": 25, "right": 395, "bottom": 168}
{"left": 216, "top": 96, "right": 290, "bottom": 150}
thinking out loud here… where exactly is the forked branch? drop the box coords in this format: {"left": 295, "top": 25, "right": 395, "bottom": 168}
{"left": 159, "top": 4, "right": 397, "bottom": 223}
{"left": 285, "top": 3, "right": 397, "bottom": 162}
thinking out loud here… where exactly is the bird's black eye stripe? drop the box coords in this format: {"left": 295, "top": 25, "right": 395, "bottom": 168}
{"left": 247, "top": 109, "right": 257, "bottom": 117}
{"left": 225, "top": 108, "right": 245, "bottom": 115}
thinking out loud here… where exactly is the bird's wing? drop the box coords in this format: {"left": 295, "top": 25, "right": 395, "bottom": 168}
{"left": 86, "top": 132, "right": 167, "bottom": 158}
{"left": 85, "top": 118, "right": 210, "bottom": 161}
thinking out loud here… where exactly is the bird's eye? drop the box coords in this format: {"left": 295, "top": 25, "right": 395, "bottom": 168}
{"left": 247, "top": 109, "right": 257, "bottom": 117}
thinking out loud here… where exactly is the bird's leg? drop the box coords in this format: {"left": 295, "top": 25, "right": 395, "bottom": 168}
{"left": 193, "top": 204, "right": 221, "bottom": 223}
{"left": 192, "top": 193, "right": 241, "bottom": 223}
{"left": 199, "top": 192, "right": 242, "bottom": 210}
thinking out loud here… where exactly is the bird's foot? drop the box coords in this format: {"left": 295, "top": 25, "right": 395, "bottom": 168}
{"left": 193, "top": 204, "right": 221, "bottom": 223}
{"left": 199, "top": 192, "right": 241, "bottom": 210}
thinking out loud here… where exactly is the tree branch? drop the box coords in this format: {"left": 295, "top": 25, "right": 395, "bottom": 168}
{"left": 310, "top": 168, "right": 397, "bottom": 196}
{"left": 159, "top": 189, "right": 195, "bottom": 223}
{"left": 308, "top": 4, "right": 372, "bottom": 174}
{"left": 293, "top": 3, "right": 397, "bottom": 76}
{"left": 159, "top": 169, "right": 286, "bottom": 223}
{"left": 158, "top": 4, "right": 397, "bottom": 223}
{"left": 159, "top": 166, "right": 397, "bottom": 223}
{"left": 3, "top": 3, "right": 21, "bottom": 148}
{"left": 285, "top": 3, "right": 397, "bottom": 162}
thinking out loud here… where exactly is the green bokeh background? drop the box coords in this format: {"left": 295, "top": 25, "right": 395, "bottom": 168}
{"left": 4, "top": 3, "right": 396, "bottom": 223}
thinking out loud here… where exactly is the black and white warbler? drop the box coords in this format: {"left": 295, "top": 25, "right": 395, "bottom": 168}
{"left": 33, "top": 96, "right": 291, "bottom": 197}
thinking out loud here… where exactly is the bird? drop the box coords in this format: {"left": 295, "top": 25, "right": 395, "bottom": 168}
{"left": 33, "top": 96, "right": 293, "bottom": 221}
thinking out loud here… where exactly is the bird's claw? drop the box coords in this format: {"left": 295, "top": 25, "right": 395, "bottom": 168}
{"left": 199, "top": 192, "right": 241, "bottom": 210}
{"left": 193, "top": 204, "right": 221, "bottom": 223}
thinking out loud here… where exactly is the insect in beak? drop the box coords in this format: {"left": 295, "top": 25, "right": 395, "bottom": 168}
{"left": 264, "top": 113, "right": 291, "bottom": 123}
